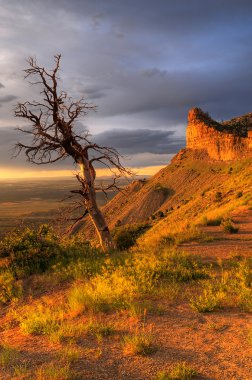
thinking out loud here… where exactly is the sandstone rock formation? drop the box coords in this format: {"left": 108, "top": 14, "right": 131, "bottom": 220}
{"left": 186, "top": 107, "right": 252, "bottom": 160}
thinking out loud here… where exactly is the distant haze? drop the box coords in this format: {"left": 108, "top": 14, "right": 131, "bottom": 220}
{"left": 0, "top": 0, "right": 252, "bottom": 178}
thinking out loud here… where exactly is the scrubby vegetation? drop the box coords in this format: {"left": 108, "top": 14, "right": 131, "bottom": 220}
{"left": 0, "top": 215, "right": 251, "bottom": 379}
{"left": 221, "top": 218, "right": 239, "bottom": 234}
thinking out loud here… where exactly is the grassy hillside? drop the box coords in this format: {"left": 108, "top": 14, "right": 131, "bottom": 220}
{"left": 102, "top": 149, "right": 252, "bottom": 247}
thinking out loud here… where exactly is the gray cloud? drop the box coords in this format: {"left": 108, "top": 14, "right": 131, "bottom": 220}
{"left": 83, "top": 85, "right": 110, "bottom": 100}
{"left": 94, "top": 129, "right": 185, "bottom": 155}
{"left": 0, "top": 126, "right": 184, "bottom": 170}
{"left": 0, "top": 95, "right": 18, "bottom": 106}
{"left": 0, "top": 0, "right": 252, "bottom": 171}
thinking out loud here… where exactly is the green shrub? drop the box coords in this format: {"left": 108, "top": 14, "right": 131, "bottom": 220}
{"left": 202, "top": 216, "right": 222, "bottom": 226}
{"left": 239, "top": 288, "right": 252, "bottom": 312}
{"left": 221, "top": 218, "right": 239, "bottom": 234}
{"left": 0, "top": 225, "right": 62, "bottom": 278}
{"left": 53, "top": 243, "right": 104, "bottom": 281}
{"left": 215, "top": 191, "right": 222, "bottom": 202}
{"left": 112, "top": 223, "right": 150, "bottom": 250}
{"left": 0, "top": 272, "right": 22, "bottom": 304}
{"left": 190, "top": 280, "right": 225, "bottom": 312}
{"left": 190, "top": 289, "right": 222, "bottom": 312}
{"left": 236, "top": 191, "right": 243, "bottom": 198}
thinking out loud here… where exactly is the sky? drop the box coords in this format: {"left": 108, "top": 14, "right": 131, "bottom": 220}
{"left": 0, "top": 0, "right": 252, "bottom": 178}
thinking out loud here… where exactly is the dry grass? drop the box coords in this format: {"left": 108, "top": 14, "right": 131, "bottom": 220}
{"left": 123, "top": 324, "right": 156, "bottom": 356}
{"left": 154, "top": 362, "right": 197, "bottom": 379}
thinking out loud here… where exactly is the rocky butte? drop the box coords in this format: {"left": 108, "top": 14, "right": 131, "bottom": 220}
{"left": 186, "top": 107, "right": 252, "bottom": 161}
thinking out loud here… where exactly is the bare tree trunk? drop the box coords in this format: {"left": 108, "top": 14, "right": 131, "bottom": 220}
{"left": 80, "top": 161, "right": 114, "bottom": 251}
{"left": 86, "top": 187, "right": 114, "bottom": 251}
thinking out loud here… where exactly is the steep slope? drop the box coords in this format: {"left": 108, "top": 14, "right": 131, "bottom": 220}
{"left": 103, "top": 149, "right": 252, "bottom": 232}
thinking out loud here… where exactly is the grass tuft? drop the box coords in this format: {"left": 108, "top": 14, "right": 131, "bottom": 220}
{"left": 16, "top": 303, "right": 64, "bottom": 335}
{"left": 87, "top": 320, "right": 115, "bottom": 338}
{"left": 154, "top": 362, "right": 197, "bottom": 380}
{"left": 122, "top": 324, "right": 156, "bottom": 356}
{"left": 35, "top": 361, "right": 72, "bottom": 380}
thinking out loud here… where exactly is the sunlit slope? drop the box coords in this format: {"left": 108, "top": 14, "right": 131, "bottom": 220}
{"left": 103, "top": 149, "right": 252, "bottom": 243}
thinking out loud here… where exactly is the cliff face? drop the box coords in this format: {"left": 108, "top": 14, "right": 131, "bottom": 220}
{"left": 186, "top": 107, "right": 252, "bottom": 160}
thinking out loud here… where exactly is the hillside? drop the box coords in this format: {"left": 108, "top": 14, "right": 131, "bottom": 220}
{"left": 100, "top": 150, "right": 251, "bottom": 248}
{"left": 97, "top": 108, "right": 252, "bottom": 249}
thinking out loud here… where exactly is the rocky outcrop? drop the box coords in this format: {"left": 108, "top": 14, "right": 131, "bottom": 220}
{"left": 186, "top": 107, "right": 252, "bottom": 160}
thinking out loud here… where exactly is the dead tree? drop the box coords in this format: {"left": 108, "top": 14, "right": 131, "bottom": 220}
{"left": 14, "top": 54, "right": 132, "bottom": 251}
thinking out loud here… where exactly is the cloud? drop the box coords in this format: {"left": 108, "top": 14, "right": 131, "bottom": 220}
{"left": 0, "top": 95, "right": 18, "bottom": 106}
{"left": 83, "top": 85, "right": 110, "bottom": 100}
{"left": 0, "top": 126, "right": 183, "bottom": 171}
{"left": 0, "top": 0, "right": 252, "bottom": 171}
{"left": 94, "top": 129, "right": 185, "bottom": 155}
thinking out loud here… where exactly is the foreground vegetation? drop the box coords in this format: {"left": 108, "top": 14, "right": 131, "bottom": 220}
{"left": 0, "top": 219, "right": 251, "bottom": 379}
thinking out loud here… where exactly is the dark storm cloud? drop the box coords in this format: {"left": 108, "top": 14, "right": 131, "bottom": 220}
{"left": 1, "top": 0, "right": 252, "bottom": 170}
{"left": 95, "top": 129, "right": 185, "bottom": 155}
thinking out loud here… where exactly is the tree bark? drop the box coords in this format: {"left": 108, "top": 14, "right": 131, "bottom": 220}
{"left": 79, "top": 161, "right": 114, "bottom": 251}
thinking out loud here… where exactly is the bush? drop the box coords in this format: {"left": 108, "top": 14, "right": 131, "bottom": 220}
{"left": 190, "top": 288, "right": 223, "bottom": 312}
{"left": 215, "top": 191, "right": 222, "bottom": 202}
{"left": 202, "top": 216, "right": 222, "bottom": 226}
{"left": 0, "top": 225, "right": 62, "bottom": 278}
{"left": 0, "top": 272, "right": 22, "bottom": 304}
{"left": 112, "top": 223, "right": 150, "bottom": 250}
{"left": 221, "top": 218, "right": 239, "bottom": 234}
{"left": 236, "top": 191, "right": 243, "bottom": 198}
{"left": 53, "top": 242, "right": 104, "bottom": 281}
